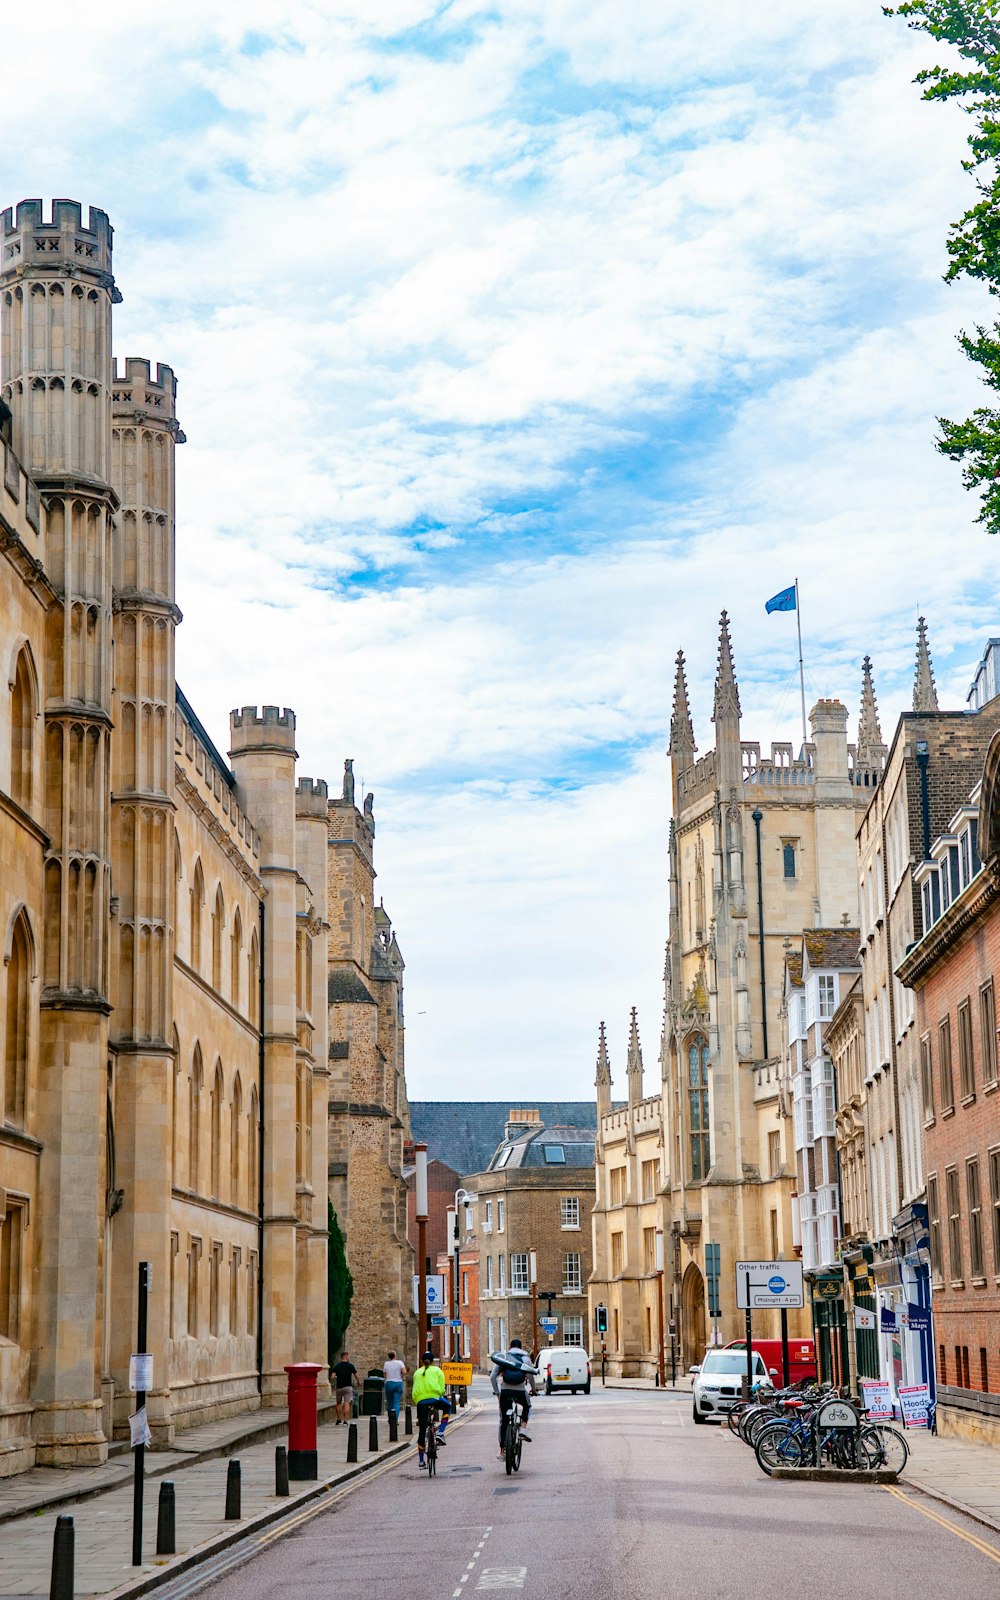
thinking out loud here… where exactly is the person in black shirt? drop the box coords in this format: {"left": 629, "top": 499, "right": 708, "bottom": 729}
{"left": 332, "top": 1350, "right": 358, "bottom": 1423}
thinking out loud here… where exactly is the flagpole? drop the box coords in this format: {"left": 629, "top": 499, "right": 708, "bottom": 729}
{"left": 795, "top": 577, "right": 808, "bottom": 756}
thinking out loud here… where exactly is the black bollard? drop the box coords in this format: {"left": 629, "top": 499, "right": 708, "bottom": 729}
{"left": 50, "top": 1513, "right": 74, "bottom": 1600}
{"left": 275, "top": 1445, "right": 290, "bottom": 1497}
{"left": 155, "top": 1481, "right": 176, "bottom": 1556}
{"left": 225, "top": 1459, "right": 241, "bottom": 1521}
{"left": 388, "top": 1410, "right": 398, "bottom": 1442}
{"left": 369, "top": 1414, "right": 379, "bottom": 1452}
{"left": 404, "top": 1405, "right": 413, "bottom": 1436}
{"left": 346, "top": 1422, "right": 358, "bottom": 1463}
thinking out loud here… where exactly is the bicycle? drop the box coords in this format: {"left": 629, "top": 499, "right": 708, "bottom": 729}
{"left": 501, "top": 1402, "right": 524, "bottom": 1476}
{"left": 421, "top": 1399, "right": 449, "bottom": 1479}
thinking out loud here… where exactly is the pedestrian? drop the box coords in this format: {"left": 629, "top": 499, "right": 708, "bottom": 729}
{"left": 383, "top": 1349, "right": 406, "bottom": 1420}
{"left": 411, "top": 1349, "right": 451, "bottom": 1469}
{"left": 331, "top": 1349, "right": 358, "bottom": 1424}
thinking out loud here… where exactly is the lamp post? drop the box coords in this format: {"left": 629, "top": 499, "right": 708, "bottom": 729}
{"left": 452, "top": 1187, "right": 473, "bottom": 1364}
{"left": 415, "top": 1143, "right": 428, "bottom": 1355}
{"left": 530, "top": 1249, "right": 538, "bottom": 1360}
{"left": 445, "top": 1207, "right": 460, "bottom": 1361}
{"left": 655, "top": 1231, "right": 666, "bottom": 1389}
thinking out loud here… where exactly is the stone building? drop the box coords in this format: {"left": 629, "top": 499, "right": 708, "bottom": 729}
{"left": 898, "top": 736, "right": 1000, "bottom": 1443}
{"left": 828, "top": 978, "right": 868, "bottom": 1251}
{"left": 588, "top": 1017, "right": 666, "bottom": 1377}
{"left": 850, "top": 626, "right": 1000, "bottom": 1406}
{"left": 0, "top": 198, "right": 335, "bottom": 1474}
{"left": 463, "top": 1111, "right": 596, "bottom": 1364}
{"left": 326, "top": 784, "right": 416, "bottom": 1373}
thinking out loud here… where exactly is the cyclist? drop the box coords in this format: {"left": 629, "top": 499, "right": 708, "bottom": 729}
{"left": 412, "top": 1349, "right": 451, "bottom": 1470}
{"left": 490, "top": 1338, "right": 537, "bottom": 1459}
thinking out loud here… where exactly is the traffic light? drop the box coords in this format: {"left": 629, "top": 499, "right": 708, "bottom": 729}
{"left": 595, "top": 1303, "right": 608, "bottom": 1335}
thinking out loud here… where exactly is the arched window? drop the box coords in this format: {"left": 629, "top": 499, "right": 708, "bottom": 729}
{"left": 190, "top": 860, "right": 204, "bottom": 971}
{"left": 10, "top": 646, "right": 35, "bottom": 811}
{"left": 248, "top": 926, "right": 260, "bottom": 1027}
{"left": 4, "top": 911, "right": 32, "bottom": 1125}
{"left": 248, "top": 1085, "right": 259, "bottom": 1210}
{"left": 211, "top": 1059, "right": 224, "bottom": 1200}
{"left": 230, "top": 906, "right": 242, "bottom": 1010}
{"left": 231, "top": 1073, "right": 243, "bottom": 1206}
{"left": 211, "top": 885, "right": 225, "bottom": 992}
{"left": 189, "top": 1045, "right": 203, "bottom": 1190}
{"left": 688, "top": 1036, "right": 710, "bottom": 1182}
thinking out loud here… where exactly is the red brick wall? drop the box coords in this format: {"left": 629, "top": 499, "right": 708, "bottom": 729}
{"left": 434, "top": 1248, "right": 481, "bottom": 1369}
{"left": 914, "top": 899, "right": 1000, "bottom": 1396}
{"left": 406, "top": 1158, "right": 461, "bottom": 1263}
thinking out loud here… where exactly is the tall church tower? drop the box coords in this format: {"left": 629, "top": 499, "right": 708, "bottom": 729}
{"left": 106, "top": 359, "right": 185, "bottom": 1433}
{"left": 1, "top": 200, "right": 118, "bottom": 1464}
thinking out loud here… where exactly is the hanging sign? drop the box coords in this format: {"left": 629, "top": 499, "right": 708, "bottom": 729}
{"left": 854, "top": 1306, "right": 876, "bottom": 1331}
{"left": 905, "top": 1304, "right": 930, "bottom": 1334}
{"left": 879, "top": 1306, "right": 898, "bottom": 1333}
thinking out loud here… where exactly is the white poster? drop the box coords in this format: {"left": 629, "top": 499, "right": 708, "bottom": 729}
{"left": 129, "top": 1406, "right": 152, "bottom": 1448}
{"left": 860, "top": 1379, "right": 893, "bottom": 1419}
{"left": 129, "top": 1353, "right": 153, "bottom": 1392}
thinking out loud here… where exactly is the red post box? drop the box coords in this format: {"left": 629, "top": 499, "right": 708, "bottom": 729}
{"left": 285, "top": 1363, "right": 323, "bottom": 1481}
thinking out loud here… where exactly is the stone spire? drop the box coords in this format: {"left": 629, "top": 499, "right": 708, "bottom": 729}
{"left": 856, "top": 655, "right": 885, "bottom": 764}
{"left": 626, "top": 1007, "right": 644, "bottom": 1106}
{"left": 595, "top": 1020, "right": 612, "bottom": 1123}
{"left": 913, "top": 616, "right": 939, "bottom": 713}
{"left": 712, "top": 610, "right": 741, "bottom": 724}
{"left": 669, "top": 650, "right": 696, "bottom": 766}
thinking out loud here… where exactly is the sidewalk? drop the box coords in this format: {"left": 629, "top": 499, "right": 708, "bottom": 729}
{"left": 0, "top": 1406, "right": 424, "bottom": 1599}
{"left": 903, "top": 1429, "right": 1000, "bottom": 1532}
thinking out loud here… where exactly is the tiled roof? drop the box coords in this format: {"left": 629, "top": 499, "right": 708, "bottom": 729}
{"left": 802, "top": 928, "right": 860, "bottom": 971}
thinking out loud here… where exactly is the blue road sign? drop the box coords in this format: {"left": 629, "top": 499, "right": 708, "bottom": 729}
{"left": 539, "top": 1315, "right": 559, "bottom": 1331}
{"left": 427, "top": 1285, "right": 439, "bottom": 1304}
{"left": 449, "top": 1319, "right": 462, "bottom": 1328}
{"left": 768, "top": 1274, "right": 786, "bottom": 1295}
{"left": 430, "top": 1314, "right": 447, "bottom": 1325}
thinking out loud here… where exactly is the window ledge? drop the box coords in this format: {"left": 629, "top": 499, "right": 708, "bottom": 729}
{"left": 950, "top": 1279, "right": 966, "bottom": 1291}
{"left": 923, "top": 1117, "right": 936, "bottom": 1130}
{"left": 985, "top": 1080, "right": 1000, "bottom": 1096}
{"left": 560, "top": 1224, "right": 581, "bottom": 1231}
{"left": 971, "top": 1277, "right": 988, "bottom": 1289}
{"left": 941, "top": 1107, "right": 956, "bottom": 1120}
{"left": 962, "top": 1093, "right": 977, "bottom": 1109}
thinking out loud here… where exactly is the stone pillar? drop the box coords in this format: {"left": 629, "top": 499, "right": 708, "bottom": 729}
{"left": 2, "top": 199, "right": 119, "bottom": 1465}
{"left": 295, "top": 779, "right": 331, "bottom": 1391}
{"left": 106, "top": 358, "right": 184, "bottom": 1444}
{"left": 229, "top": 706, "right": 299, "bottom": 1405}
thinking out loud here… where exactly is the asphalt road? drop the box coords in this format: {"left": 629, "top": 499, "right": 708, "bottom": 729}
{"left": 184, "top": 1383, "right": 1000, "bottom": 1600}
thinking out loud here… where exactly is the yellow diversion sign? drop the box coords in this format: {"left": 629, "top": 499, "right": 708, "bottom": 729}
{"left": 442, "top": 1361, "right": 473, "bottom": 1386}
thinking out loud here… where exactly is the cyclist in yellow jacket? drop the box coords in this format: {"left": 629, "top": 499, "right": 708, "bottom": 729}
{"left": 412, "top": 1350, "right": 451, "bottom": 1469}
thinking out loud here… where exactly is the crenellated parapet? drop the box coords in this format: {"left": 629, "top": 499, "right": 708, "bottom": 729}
{"left": 1, "top": 198, "right": 114, "bottom": 286}
{"left": 112, "top": 358, "right": 185, "bottom": 438}
{"left": 230, "top": 704, "right": 297, "bottom": 758}
{"left": 296, "top": 776, "right": 329, "bottom": 819}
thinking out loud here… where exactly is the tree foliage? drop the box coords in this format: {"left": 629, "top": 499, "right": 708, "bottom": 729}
{"left": 328, "top": 1200, "right": 353, "bottom": 1366}
{"left": 887, "top": 1, "right": 1000, "bottom": 531}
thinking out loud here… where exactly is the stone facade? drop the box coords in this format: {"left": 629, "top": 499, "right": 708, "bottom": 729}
{"left": 326, "top": 780, "right": 416, "bottom": 1376}
{"left": 0, "top": 199, "right": 333, "bottom": 1474}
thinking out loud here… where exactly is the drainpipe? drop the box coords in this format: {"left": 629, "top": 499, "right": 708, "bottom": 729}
{"left": 752, "top": 808, "right": 768, "bottom": 1059}
{"left": 256, "top": 893, "right": 266, "bottom": 1394}
{"left": 916, "top": 741, "right": 931, "bottom": 861}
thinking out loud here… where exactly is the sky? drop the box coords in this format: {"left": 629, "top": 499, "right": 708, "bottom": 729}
{"left": 2, "top": 2, "right": 995, "bottom": 1101}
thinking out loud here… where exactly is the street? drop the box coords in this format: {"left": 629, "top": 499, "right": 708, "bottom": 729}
{"left": 157, "top": 1384, "right": 1000, "bottom": 1600}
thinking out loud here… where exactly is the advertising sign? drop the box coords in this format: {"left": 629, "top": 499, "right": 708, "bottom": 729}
{"left": 442, "top": 1361, "right": 473, "bottom": 1386}
{"left": 879, "top": 1306, "right": 898, "bottom": 1333}
{"left": 905, "top": 1304, "right": 931, "bottom": 1335}
{"left": 860, "top": 1379, "right": 893, "bottom": 1419}
{"left": 735, "top": 1260, "right": 804, "bottom": 1310}
{"left": 898, "top": 1384, "right": 930, "bottom": 1428}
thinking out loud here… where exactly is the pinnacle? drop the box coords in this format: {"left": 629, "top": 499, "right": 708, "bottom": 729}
{"left": 627, "top": 1007, "right": 643, "bottom": 1072}
{"left": 595, "top": 1020, "right": 612, "bottom": 1086}
{"left": 913, "top": 615, "right": 939, "bottom": 713}
{"left": 712, "top": 610, "right": 741, "bottom": 724}
{"left": 669, "top": 649, "right": 696, "bottom": 759}
{"left": 857, "top": 654, "right": 884, "bottom": 761}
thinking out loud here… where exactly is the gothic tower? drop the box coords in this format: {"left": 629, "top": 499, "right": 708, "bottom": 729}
{"left": 106, "top": 359, "right": 185, "bottom": 1435}
{"left": 1, "top": 200, "right": 118, "bottom": 1464}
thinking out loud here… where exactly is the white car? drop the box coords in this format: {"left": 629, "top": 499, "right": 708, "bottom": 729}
{"left": 690, "top": 1347, "right": 773, "bottom": 1423}
{"left": 536, "top": 1344, "right": 592, "bottom": 1394}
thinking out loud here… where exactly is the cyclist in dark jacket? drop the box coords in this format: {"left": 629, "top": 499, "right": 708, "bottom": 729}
{"left": 490, "top": 1338, "right": 537, "bottom": 1457}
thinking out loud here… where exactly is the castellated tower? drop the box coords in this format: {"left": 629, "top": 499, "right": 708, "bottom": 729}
{"left": 1, "top": 200, "right": 118, "bottom": 1465}
{"left": 294, "top": 778, "right": 333, "bottom": 1379}
{"left": 229, "top": 706, "right": 302, "bottom": 1398}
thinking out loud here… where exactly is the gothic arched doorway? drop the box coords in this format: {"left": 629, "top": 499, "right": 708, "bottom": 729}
{"left": 681, "top": 1261, "right": 707, "bottom": 1370}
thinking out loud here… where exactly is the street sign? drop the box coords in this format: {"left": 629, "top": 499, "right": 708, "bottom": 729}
{"left": 735, "top": 1260, "right": 804, "bottom": 1310}
{"left": 442, "top": 1361, "right": 473, "bottom": 1386}
{"left": 412, "top": 1274, "right": 446, "bottom": 1314}
{"left": 430, "top": 1314, "right": 447, "bottom": 1326}
{"left": 539, "top": 1315, "right": 559, "bottom": 1332}
{"left": 449, "top": 1319, "right": 463, "bottom": 1328}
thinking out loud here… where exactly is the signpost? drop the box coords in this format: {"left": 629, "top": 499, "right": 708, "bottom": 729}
{"left": 539, "top": 1315, "right": 559, "bottom": 1334}
{"left": 735, "top": 1261, "right": 805, "bottom": 1393}
{"left": 412, "top": 1274, "right": 446, "bottom": 1314}
{"left": 131, "top": 1261, "right": 151, "bottom": 1566}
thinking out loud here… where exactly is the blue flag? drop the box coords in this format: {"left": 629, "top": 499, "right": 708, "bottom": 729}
{"left": 765, "top": 584, "right": 797, "bottom": 614}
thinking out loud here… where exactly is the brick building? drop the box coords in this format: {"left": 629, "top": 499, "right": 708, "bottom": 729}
{"left": 463, "top": 1111, "right": 596, "bottom": 1365}
{"left": 433, "top": 1243, "right": 481, "bottom": 1369}
{"left": 898, "top": 728, "right": 1000, "bottom": 1444}
{"left": 407, "top": 1156, "right": 462, "bottom": 1266}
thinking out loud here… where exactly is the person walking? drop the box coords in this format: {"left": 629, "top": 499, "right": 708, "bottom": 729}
{"left": 383, "top": 1350, "right": 406, "bottom": 1421}
{"left": 331, "top": 1349, "right": 358, "bottom": 1424}
{"left": 411, "top": 1350, "right": 451, "bottom": 1469}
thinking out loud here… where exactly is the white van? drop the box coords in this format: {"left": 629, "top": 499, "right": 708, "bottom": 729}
{"left": 536, "top": 1345, "right": 591, "bottom": 1394}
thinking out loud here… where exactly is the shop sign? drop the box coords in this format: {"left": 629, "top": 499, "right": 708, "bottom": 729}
{"left": 880, "top": 1306, "right": 898, "bottom": 1333}
{"left": 815, "top": 1278, "right": 842, "bottom": 1300}
{"left": 854, "top": 1305, "right": 876, "bottom": 1331}
{"left": 860, "top": 1379, "right": 893, "bottom": 1419}
{"left": 905, "top": 1304, "right": 930, "bottom": 1334}
{"left": 898, "top": 1384, "right": 930, "bottom": 1428}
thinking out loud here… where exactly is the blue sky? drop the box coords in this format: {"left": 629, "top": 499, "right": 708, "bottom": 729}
{"left": 3, "top": 1, "right": 995, "bottom": 1097}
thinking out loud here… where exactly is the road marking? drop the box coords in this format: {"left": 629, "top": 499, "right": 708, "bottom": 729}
{"left": 476, "top": 1568, "right": 527, "bottom": 1589}
{"left": 884, "top": 1486, "right": 1000, "bottom": 1566}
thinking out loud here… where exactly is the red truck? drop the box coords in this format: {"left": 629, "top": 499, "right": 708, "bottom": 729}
{"left": 724, "top": 1338, "right": 817, "bottom": 1385}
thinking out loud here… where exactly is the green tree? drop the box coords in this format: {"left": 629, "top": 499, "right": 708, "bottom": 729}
{"left": 328, "top": 1201, "right": 353, "bottom": 1366}
{"left": 887, "top": 1, "right": 1000, "bottom": 531}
